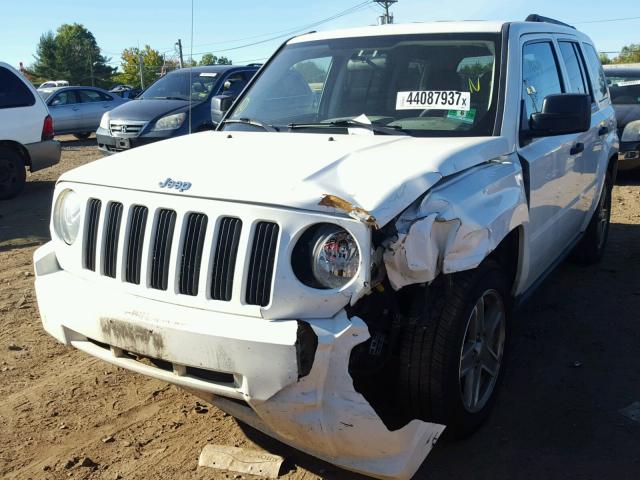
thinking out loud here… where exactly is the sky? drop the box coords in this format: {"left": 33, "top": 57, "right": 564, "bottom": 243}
{"left": 1, "top": 0, "right": 638, "bottom": 70}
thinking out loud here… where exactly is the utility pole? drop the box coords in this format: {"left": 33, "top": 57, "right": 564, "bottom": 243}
{"left": 138, "top": 51, "right": 145, "bottom": 90}
{"left": 89, "top": 50, "right": 94, "bottom": 87}
{"left": 176, "top": 39, "right": 184, "bottom": 69}
{"left": 375, "top": 0, "right": 397, "bottom": 24}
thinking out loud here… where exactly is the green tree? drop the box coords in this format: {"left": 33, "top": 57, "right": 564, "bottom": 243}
{"left": 199, "top": 53, "right": 232, "bottom": 65}
{"left": 112, "top": 45, "right": 167, "bottom": 89}
{"left": 31, "top": 23, "right": 115, "bottom": 87}
{"left": 599, "top": 52, "right": 611, "bottom": 65}
{"left": 613, "top": 44, "right": 640, "bottom": 64}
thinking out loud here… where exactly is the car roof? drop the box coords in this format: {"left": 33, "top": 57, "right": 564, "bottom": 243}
{"left": 603, "top": 64, "right": 640, "bottom": 75}
{"left": 289, "top": 19, "right": 584, "bottom": 44}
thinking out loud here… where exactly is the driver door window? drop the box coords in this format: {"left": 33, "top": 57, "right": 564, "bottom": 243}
{"left": 521, "top": 42, "right": 563, "bottom": 119}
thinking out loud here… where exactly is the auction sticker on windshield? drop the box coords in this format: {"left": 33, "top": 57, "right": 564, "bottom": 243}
{"left": 396, "top": 91, "right": 470, "bottom": 111}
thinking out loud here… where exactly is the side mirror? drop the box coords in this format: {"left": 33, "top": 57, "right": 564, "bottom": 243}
{"left": 211, "top": 94, "right": 234, "bottom": 125}
{"left": 528, "top": 93, "right": 591, "bottom": 137}
{"left": 50, "top": 99, "right": 61, "bottom": 107}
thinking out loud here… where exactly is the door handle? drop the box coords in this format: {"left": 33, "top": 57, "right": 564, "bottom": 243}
{"left": 598, "top": 126, "right": 609, "bottom": 136}
{"left": 570, "top": 142, "right": 584, "bottom": 155}
{"left": 72, "top": 107, "right": 79, "bottom": 111}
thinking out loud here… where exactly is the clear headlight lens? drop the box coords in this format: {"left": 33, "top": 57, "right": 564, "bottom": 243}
{"left": 99, "top": 111, "right": 110, "bottom": 130}
{"left": 152, "top": 112, "right": 186, "bottom": 131}
{"left": 621, "top": 120, "right": 640, "bottom": 142}
{"left": 53, "top": 189, "right": 81, "bottom": 245}
{"left": 310, "top": 225, "right": 360, "bottom": 289}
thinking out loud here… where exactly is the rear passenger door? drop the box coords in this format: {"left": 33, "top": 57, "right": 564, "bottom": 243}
{"left": 578, "top": 43, "right": 616, "bottom": 213}
{"left": 554, "top": 38, "right": 601, "bottom": 220}
{"left": 48, "top": 90, "right": 81, "bottom": 133}
{"left": 517, "top": 37, "right": 588, "bottom": 281}
{"left": 78, "top": 89, "right": 115, "bottom": 130}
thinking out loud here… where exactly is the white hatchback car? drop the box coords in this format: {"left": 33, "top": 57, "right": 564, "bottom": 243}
{"left": 34, "top": 16, "right": 617, "bottom": 479}
{"left": 0, "top": 62, "right": 60, "bottom": 199}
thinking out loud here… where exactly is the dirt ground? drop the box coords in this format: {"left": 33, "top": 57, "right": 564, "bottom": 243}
{"left": 1, "top": 136, "right": 639, "bottom": 480}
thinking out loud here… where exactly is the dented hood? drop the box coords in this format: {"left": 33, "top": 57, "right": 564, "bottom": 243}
{"left": 60, "top": 131, "right": 510, "bottom": 226}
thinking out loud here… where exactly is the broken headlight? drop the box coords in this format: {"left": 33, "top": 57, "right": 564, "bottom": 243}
{"left": 293, "top": 224, "right": 360, "bottom": 289}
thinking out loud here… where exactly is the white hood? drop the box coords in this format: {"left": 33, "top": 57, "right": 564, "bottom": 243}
{"left": 60, "top": 131, "right": 511, "bottom": 226}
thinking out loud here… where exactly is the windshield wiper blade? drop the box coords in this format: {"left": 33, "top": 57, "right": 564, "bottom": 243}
{"left": 222, "top": 118, "right": 279, "bottom": 132}
{"left": 288, "top": 120, "right": 408, "bottom": 135}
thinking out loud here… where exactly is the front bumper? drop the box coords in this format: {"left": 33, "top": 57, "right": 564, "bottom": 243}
{"left": 34, "top": 242, "right": 444, "bottom": 480}
{"left": 618, "top": 141, "right": 640, "bottom": 171}
{"left": 25, "top": 140, "right": 61, "bottom": 172}
{"left": 96, "top": 131, "right": 165, "bottom": 154}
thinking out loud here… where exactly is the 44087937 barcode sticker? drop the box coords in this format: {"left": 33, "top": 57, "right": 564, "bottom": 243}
{"left": 396, "top": 91, "right": 471, "bottom": 111}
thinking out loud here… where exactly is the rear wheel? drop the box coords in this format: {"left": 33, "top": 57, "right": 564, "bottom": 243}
{"left": 572, "top": 171, "right": 612, "bottom": 264}
{"left": 0, "top": 146, "right": 26, "bottom": 200}
{"left": 399, "top": 260, "right": 510, "bottom": 437}
{"left": 73, "top": 132, "right": 91, "bottom": 140}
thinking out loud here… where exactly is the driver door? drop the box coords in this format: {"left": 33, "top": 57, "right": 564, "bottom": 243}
{"left": 517, "top": 37, "right": 588, "bottom": 283}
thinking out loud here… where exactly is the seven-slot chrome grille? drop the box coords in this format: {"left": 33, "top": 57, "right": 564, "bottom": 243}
{"left": 82, "top": 199, "right": 278, "bottom": 307}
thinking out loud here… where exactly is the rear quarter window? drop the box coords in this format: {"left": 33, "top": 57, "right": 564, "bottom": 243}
{"left": 582, "top": 43, "right": 609, "bottom": 103}
{"left": 0, "top": 67, "right": 36, "bottom": 109}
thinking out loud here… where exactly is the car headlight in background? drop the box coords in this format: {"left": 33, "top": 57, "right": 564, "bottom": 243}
{"left": 99, "top": 111, "right": 110, "bottom": 130}
{"left": 292, "top": 224, "right": 360, "bottom": 289}
{"left": 621, "top": 120, "right": 640, "bottom": 142}
{"left": 152, "top": 112, "right": 187, "bottom": 131}
{"left": 53, "top": 189, "right": 81, "bottom": 245}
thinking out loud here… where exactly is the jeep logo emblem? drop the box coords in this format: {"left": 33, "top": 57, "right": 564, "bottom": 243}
{"left": 158, "top": 178, "right": 192, "bottom": 192}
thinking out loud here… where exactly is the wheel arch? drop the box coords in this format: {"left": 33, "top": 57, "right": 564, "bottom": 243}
{"left": 0, "top": 140, "right": 31, "bottom": 169}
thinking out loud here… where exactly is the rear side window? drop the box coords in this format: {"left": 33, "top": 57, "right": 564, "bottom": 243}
{"left": 558, "top": 42, "right": 589, "bottom": 95}
{"left": 582, "top": 43, "right": 608, "bottom": 102}
{"left": 51, "top": 91, "right": 78, "bottom": 106}
{"left": 79, "top": 89, "right": 112, "bottom": 102}
{"left": 0, "top": 66, "right": 36, "bottom": 109}
{"left": 522, "top": 42, "right": 563, "bottom": 119}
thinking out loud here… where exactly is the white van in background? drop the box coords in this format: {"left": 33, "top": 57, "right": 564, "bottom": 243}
{"left": 0, "top": 62, "right": 61, "bottom": 199}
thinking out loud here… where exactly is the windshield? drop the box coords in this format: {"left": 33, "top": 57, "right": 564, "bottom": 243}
{"left": 140, "top": 71, "right": 219, "bottom": 101}
{"left": 225, "top": 33, "right": 501, "bottom": 136}
{"left": 607, "top": 74, "right": 640, "bottom": 105}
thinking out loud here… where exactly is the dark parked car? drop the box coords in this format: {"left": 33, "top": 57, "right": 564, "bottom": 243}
{"left": 604, "top": 64, "right": 640, "bottom": 170}
{"left": 38, "top": 86, "right": 128, "bottom": 139}
{"left": 96, "top": 65, "right": 259, "bottom": 154}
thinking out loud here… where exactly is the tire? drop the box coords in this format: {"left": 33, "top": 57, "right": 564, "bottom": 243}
{"left": 398, "top": 260, "right": 510, "bottom": 437}
{"left": 571, "top": 171, "right": 612, "bottom": 264}
{"left": 0, "top": 146, "right": 26, "bottom": 200}
{"left": 73, "top": 132, "right": 91, "bottom": 140}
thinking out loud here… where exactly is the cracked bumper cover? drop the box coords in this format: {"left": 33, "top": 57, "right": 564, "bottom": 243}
{"left": 34, "top": 242, "right": 444, "bottom": 480}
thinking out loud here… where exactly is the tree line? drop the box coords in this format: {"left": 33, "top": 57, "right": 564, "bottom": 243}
{"left": 25, "top": 24, "right": 232, "bottom": 89}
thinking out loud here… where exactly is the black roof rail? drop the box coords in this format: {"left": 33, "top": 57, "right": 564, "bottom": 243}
{"left": 525, "top": 14, "right": 575, "bottom": 30}
{"left": 246, "top": 63, "right": 263, "bottom": 67}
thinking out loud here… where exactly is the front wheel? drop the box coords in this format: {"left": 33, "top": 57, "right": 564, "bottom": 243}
{"left": 398, "top": 260, "right": 510, "bottom": 437}
{"left": 73, "top": 132, "right": 92, "bottom": 140}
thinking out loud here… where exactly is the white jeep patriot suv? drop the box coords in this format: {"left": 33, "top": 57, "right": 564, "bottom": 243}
{"left": 35, "top": 16, "right": 617, "bottom": 479}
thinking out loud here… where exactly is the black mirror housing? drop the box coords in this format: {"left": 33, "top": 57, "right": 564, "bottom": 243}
{"left": 528, "top": 93, "right": 591, "bottom": 137}
{"left": 211, "top": 94, "right": 234, "bottom": 124}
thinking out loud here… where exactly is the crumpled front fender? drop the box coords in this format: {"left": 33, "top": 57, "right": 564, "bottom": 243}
{"left": 246, "top": 311, "right": 445, "bottom": 480}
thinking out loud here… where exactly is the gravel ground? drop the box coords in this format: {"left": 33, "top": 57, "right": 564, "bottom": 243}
{"left": 1, "top": 136, "right": 639, "bottom": 480}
